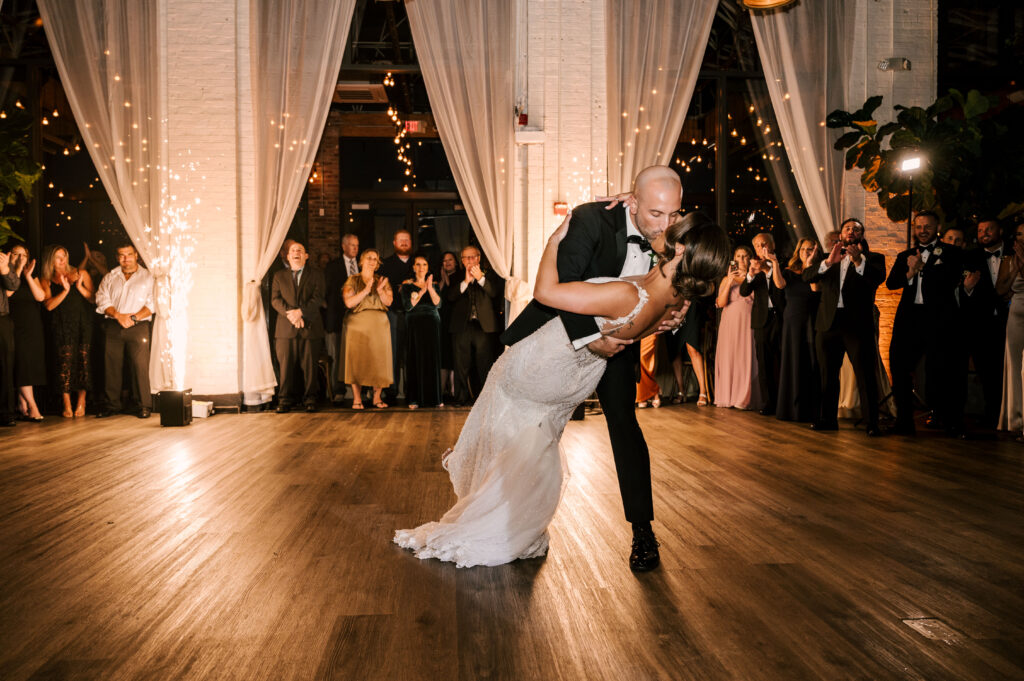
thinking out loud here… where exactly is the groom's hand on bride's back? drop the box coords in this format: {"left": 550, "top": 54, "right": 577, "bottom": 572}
{"left": 586, "top": 335, "right": 633, "bottom": 358}
{"left": 655, "top": 301, "right": 689, "bottom": 334}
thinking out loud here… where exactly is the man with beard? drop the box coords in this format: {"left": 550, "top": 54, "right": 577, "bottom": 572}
{"left": 501, "top": 166, "right": 686, "bottom": 572}
{"left": 886, "top": 210, "right": 964, "bottom": 435}
{"left": 379, "top": 229, "right": 415, "bottom": 404}
{"left": 804, "top": 218, "right": 886, "bottom": 437}
{"left": 961, "top": 216, "right": 1007, "bottom": 428}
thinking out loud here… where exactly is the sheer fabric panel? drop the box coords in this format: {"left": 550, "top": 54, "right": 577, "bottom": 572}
{"left": 243, "top": 0, "right": 354, "bottom": 403}
{"left": 606, "top": 0, "right": 717, "bottom": 192}
{"left": 405, "top": 0, "right": 515, "bottom": 282}
{"left": 37, "top": 0, "right": 177, "bottom": 390}
{"left": 751, "top": 1, "right": 855, "bottom": 242}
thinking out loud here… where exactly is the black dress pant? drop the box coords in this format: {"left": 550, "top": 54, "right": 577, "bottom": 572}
{"left": 597, "top": 343, "right": 653, "bottom": 524}
{"left": 754, "top": 310, "right": 782, "bottom": 412}
{"left": 453, "top": 320, "right": 495, "bottom": 404}
{"left": 890, "top": 307, "right": 958, "bottom": 429}
{"left": 0, "top": 316, "right": 15, "bottom": 420}
{"left": 276, "top": 335, "right": 323, "bottom": 406}
{"left": 104, "top": 319, "right": 152, "bottom": 410}
{"left": 816, "top": 310, "right": 880, "bottom": 429}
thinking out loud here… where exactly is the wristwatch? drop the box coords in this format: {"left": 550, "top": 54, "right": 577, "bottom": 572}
{"left": 130, "top": 314, "right": 138, "bottom": 323}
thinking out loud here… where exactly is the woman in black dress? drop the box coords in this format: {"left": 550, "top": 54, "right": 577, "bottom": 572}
{"left": 40, "top": 245, "right": 95, "bottom": 418}
{"left": 776, "top": 238, "right": 820, "bottom": 422}
{"left": 401, "top": 255, "right": 443, "bottom": 408}
{"left": 437, "top": 251, "right": 459, "bottom": 402}
{"left": 6, "top": 245, "right": 47, "bottom": 421}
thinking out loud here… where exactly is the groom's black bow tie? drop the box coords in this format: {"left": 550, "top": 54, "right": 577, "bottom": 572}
{"left": 627, "top": 234, "right": 652, "bottom": 252}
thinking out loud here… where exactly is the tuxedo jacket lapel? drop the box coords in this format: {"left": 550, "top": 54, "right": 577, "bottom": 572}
{"left": 613, "top": 209, "right": 628, "bottom": 274}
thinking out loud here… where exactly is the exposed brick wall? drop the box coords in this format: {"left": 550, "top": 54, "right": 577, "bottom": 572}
{"left": 307, "top": 110, "right": 342, "bottom": 261}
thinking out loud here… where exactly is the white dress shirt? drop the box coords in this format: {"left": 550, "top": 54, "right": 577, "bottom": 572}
{"left": 912, "top": 240, "right": 936, "bottom": 305}
{"left": 572, "top": 207, "right": 649, "bottom": 350}
{"left": 343, "top": 255, "right": 358, "bottom": 277}
{"left": 819, "top": 255, "right": 866, "bottom": 308}
{"left": 746, "top": 263, "right": 775, "bottom": 308}
{"left": 95, "top": 266, "right": 155, "bottom": 317}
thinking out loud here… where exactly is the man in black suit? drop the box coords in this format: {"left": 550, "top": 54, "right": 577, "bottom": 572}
{"left": 271, "top": 241, "right": 326, "bottom": 413}
{"left": 740, "top": 232, "right": 785, "bottom": 415}
{"left": 886, "top": 210, "right": 964, "bottom": 435}
{"left": 960, "top": 216, "right": 1007, "bottom": 428}
{"left": 324, "top": 233, "right": 360, "bottom": 401}
{"left": 501, "top": 166, "right": 684, "bottom": 572}
{"left": 379, "top": 229, "right": 415, "bottom": 403}
{"left": 804, "top": 218, "right": 887, "bottom": 436}
{"left": 448, "top": 245, "right": 501, "bottom": 405}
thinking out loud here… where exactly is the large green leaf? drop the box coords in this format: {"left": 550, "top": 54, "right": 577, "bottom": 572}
{"left": 826, "top": 108, "right": 853, "bottom": 128}
{"left": 963, "top": 89, "right": 992, "bottom": 119}
{"left": 833, "top": 131, "right": 864, "bottom": 150}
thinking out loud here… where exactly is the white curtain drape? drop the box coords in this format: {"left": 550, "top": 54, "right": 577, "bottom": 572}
{"left": 242, "top": 0, "right": 354, "bottom": 404}
{"left": 405, "top": 0, "right": 515, "bottom": 284}
{"left": 37, "top": 0, "right": 184, "bottom": 392}
{"left": 751, "top": 1, "right": 856, "bottom": 242}
{"left": 606, "top": 0, "right": 718, "bottom": 192}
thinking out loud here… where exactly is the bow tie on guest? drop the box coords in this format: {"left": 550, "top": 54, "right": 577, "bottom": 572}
{"left": 918, "top": 243, "right": 935, "bottom": 253}
{"left": 627, "top": 234, "right": 652, "bottom": 252}
{"left": 987, "top": 249, "right": 1002, "bottom": 259}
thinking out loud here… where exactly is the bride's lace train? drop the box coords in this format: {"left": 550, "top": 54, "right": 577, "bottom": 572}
{"left": 394, "top": 318, "right": 607, "bottom": 568}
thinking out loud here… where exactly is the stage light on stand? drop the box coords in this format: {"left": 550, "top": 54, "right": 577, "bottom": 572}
{"left": 899, "top": 154, "right": 923, "bottom": 248}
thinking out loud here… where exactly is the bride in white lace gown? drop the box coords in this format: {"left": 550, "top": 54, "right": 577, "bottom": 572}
{"left": 394, "top": 213, "right": 730, "bottom": 567}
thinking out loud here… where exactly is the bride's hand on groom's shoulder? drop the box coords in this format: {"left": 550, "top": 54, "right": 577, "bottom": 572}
{"left": 548, "top": 213, "right": 572, "bottom": 246}
{"left": 596, "top": 192, "right": 635, "bottom": 211}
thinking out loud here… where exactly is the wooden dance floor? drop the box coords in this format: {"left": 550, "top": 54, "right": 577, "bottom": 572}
{"left": 1, "top": 406, "right": 1022, "bottom": 680}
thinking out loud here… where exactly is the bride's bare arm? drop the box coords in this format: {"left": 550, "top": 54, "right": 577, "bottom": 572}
{"left": 533, "top": 214, "right": 636, "bottom": 318}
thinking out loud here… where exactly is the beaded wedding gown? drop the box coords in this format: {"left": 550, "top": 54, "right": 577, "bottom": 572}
{"left": 394, "top": 278, "right": 648, "bottom": 567}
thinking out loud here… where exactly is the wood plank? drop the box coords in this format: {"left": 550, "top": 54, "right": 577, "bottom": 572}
{"left": 0, "top": 406, "right": 1022, "bottom": 680}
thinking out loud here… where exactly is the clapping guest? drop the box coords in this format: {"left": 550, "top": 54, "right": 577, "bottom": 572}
{"left": 40, "top": 245, "right": 95, "bottom": 418}
{"left": 343, "top": 249, "right": 394, "bottom": 409}
{"left": 6, "top": 245, "right": 46, "bottom": 421}
{"left": 961, "top": 217, "right": 1008, "bottom": 428}
{"left": 776, "top": 238, "right": 820, "bottom": 422}
{"left": 714, "top": 245, "right": 759, "bottom": 409}
{"left": 0, "top": 248, "right": 21, "bottom": 426}
{"left": 401, "top": 255, "right": 443, "bottom": 409}
{"left": 740, "top": 232, "right": 785, "bottom": 415}
{"left": 804, "top": 218, "right": 886, "bottom": 436}
{"left": 996, "top": 221, "right": 1024, "bottom": 434}
{"left": 437, "top": 251, "right": 459, "bottom": 401}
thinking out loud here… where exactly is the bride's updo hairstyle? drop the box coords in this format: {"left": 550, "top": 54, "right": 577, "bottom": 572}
{"left": 660, "top": 211, "right": 731, "bottom": 300}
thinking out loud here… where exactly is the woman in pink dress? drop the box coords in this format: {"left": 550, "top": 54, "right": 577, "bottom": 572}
{"left": 714, "top": 244, "right": 760, "bottom": 409}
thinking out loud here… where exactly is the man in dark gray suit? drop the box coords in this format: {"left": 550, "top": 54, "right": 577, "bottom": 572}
{"left": 271, "top": 241, "right": 325, "bottom": 413}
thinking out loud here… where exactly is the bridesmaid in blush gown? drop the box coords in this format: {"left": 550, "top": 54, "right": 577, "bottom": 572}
{"left": 714, "top": 245, "right": 759, "bottom": 409}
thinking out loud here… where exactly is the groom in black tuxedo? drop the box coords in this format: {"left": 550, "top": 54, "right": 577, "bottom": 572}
{"left": 501, "top": 166, "right": 683, "bottom": 572}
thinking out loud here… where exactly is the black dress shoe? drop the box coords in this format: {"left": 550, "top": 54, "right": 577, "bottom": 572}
{"left": 276, "top": 404, "right": 291, "bottom": 414}
{"left": 759, "top": 407, "right": 775, "bottom": 416}
{"left": 629, "top": 525, "right": 660, "bottom": 572}
{"left": 138, "top": 407, "right": 152, "bottom": 419}
{"left": 1, "top": 418, "right": 16, "bottom": 427}
{"left": 96, "top": 410, "right": 114, "bottom": 418}
{"left": 305, "top": 403, "right": 318, "bottom": 413}
{"left": 810, "top": 421, "right": 838, "bottom": 431}
{"left": 865, "top": 426, "right": 882, "bottom": 437}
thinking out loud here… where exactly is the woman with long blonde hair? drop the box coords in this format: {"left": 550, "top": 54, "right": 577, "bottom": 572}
{"left": 40, "top": 245, "right": 95, "bottom": 417}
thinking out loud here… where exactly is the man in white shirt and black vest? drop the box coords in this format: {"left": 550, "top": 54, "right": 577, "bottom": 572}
{"left": 95, "top": 242, "right": 155, "bottom": 418}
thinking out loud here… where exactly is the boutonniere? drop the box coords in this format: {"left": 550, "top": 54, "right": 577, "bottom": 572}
{"left": 649, "top": 252, "right": 658, "bottom": 268}
{"left": 934, "top": 246, "right": 943, "bottom": 257}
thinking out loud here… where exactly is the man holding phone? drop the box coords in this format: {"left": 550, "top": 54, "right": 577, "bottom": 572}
{"left": 741, "top": 232, "right": 785, "bottom": 415}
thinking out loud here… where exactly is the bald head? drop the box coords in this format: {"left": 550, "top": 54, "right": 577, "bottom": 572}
{"left": 630, "top": 166, "right": 683, "bottom": 246}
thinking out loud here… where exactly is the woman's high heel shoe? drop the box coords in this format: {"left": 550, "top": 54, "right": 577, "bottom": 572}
{"left": 696, "top": 393, "right": 709, "bottom": 407}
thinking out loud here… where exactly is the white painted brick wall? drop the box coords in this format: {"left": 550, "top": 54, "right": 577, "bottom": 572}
{"left": 514, "top": 0, "right": 607, "bottom": 285}
{"left": 166, "top": 0, "right": 242, "bottom": 395}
